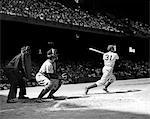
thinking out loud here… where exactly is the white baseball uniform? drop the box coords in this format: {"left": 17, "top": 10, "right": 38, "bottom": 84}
{"left": 36, "top": 59, "right": 54, "bottom": 88}
{"left": 96, "top": 51, "right": 119, "bottom": 86}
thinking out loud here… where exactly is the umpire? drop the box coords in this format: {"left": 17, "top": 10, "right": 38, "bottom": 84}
{"left": 4, "top": 46, "right": 32, "bottom": 103}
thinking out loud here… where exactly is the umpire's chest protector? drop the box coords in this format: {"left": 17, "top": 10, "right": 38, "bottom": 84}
{"left": 22, "top": 53, "right": 32, "bottom": 79}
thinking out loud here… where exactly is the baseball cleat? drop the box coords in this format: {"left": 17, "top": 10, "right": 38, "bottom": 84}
{"left": 103, "top": 88, "right": 109, "bottom": 93}
{"left": 7, "top": 98, "right": 18, "bottom": 103}
{"left": 47, "top": 95, "right": 55, "bottom": 99}
{"left": 35, "top": 98, "right": 43, "bottom": 103}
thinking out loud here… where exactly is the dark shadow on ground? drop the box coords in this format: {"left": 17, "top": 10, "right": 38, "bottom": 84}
{"left": 66, "top": 95, "right": 90, "bottom": 99}
{"left": 19, "top": 95, "right": 90, "bottom": 103}
{"left": 0, "top": 95, "right": 56, "bottom": 104}
{"left": 43, "top": 95, "right": 89, "bottom": 100}
{"left": 112, "top": 89, "right": 141, "bottom": 93}
{"left": 1, "top": 95, "right": 150, "bottom": 119}
{"left": 0, "top": 95, "right": 58, "bottom": 112}
{"left": 57, "top": 102, "right": 88, "bottom": 108}
{"left": 91, "top": 89, "right": 141, "bottom": 95}
{"left": 44, "top": 109, "right": 150, "bottom": 119}
{"left": 0, "top": 95, "right": 89, "bottom": 105}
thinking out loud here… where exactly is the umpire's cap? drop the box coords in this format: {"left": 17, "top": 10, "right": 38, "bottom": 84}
{"left": 107, "top": 45, "right": 115, "bottom": 51}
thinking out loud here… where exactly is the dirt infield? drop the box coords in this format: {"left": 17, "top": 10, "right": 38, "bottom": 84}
{"left": 0, "top": 78, "right": 150, "bottom": 119}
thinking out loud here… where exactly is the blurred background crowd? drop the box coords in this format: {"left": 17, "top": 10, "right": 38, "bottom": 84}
{"left": 1, "top": 0, "right": 150, "bottom": 37}
{"left": 0, "top": 59, "right": 150, "bottom": 90}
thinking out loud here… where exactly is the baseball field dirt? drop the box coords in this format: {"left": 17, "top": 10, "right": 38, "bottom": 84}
{"left": 0, "top": 78, "right": 150, "bottom": 119}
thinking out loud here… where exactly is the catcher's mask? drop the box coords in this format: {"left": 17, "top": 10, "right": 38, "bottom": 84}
{"left": 47, "top": 48, "right": 58, "bottom": 60}
{"left": 21, "top": 46, "right": 31, "bottom": 54}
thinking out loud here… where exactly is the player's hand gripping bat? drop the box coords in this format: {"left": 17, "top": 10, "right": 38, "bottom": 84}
{"left": 89, "top": 48, "right": 104, "bottom": 55}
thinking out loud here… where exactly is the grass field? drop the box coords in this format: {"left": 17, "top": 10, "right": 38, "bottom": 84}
{"left": 0, "top": 78, "right": 150, "bottom": 119}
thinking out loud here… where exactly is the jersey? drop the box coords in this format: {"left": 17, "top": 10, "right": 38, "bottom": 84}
{"left": 6, "top": 52, "right": 32, "bottom": 79}
{"left": 39, "top": 59, "right": 54, "bottom": 74}
{"left": 103, "top": 51, "right": 119, "bottom": 68}
{"left": 6, "top": 53, "right": 21, "bottom": 69}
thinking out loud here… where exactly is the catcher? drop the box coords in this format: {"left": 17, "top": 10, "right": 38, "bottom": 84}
{"left": 85, "top": 45, "right": 119, "bottom": 94}
{"left": 36, "top": 48, "right": 67, "bottom": 101}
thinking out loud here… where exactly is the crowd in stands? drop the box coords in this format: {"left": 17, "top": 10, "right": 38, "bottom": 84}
{"left": 1, "top": 0, "right": 150, "bottom": 36}
{"left": 119, "top": 18, "right": 150, "bottom": 37}
{"left": 0, "top": 0, "right": 150, "bottom": 89}
{"left": 132, "top": 21, "right": 150, "bottom": 35}
{"left": 0, "top": 0, "right": 121, "bottom": 33}
{"left": 0, "top": 59, "right": 149, "bottom": 89}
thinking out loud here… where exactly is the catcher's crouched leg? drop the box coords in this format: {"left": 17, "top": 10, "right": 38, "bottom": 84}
{"left": 47, "top": 79, "right": 62, "bottom": 99}
{"left": 38, "top": 79, "right": 53, "bottom": 99}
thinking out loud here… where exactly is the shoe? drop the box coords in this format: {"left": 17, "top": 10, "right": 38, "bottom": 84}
{"left": 85, "top": 87, "right": 89, "bottom": 95}
{"left": 103, "top": 88, "right": 109, "bottom": 93}
{"left": 18, "top": 96, "right": 29, "bottom": 99}
{"left": 35, "top": 98, "right": 43, "bottom": 103}
{"left": 7, "top": 99, "right": 18, "bottom": 103}
{"left": 47, "top": 95, "right": 56, "bottom": 99}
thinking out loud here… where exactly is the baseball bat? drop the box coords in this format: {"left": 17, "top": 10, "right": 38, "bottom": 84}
{"left": 89, "top": 48, "right": 104, "bottom": 54}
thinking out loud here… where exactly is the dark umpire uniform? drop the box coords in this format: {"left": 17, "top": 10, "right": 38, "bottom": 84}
{"left": 5, "top": 46, "right": 32, "bottom": 103}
